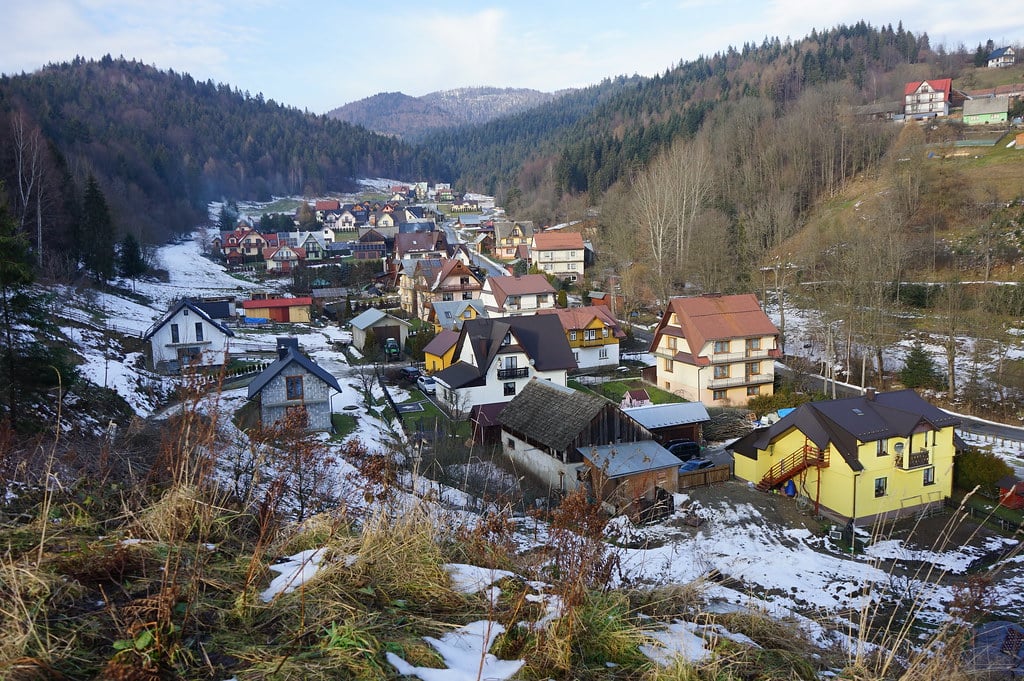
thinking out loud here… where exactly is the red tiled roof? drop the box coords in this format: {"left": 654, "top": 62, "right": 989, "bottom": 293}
{"left": 537, "top": 306, "right": 625, "bottom": 338}
{"left": 533, "top": 231, "right": 584, "bottom": 250}
{"left": 241, "top": 297, "right": 313, "bottom": 309}
{"left": 904, "top": 78, "right": 952, "bottom": 96}
{"left": 315, "top": 199, "right": 340, "bottom": 211}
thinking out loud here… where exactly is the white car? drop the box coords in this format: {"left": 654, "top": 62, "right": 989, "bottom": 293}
{"left": 416, "top": 375, "right": 436, "bottom": 395}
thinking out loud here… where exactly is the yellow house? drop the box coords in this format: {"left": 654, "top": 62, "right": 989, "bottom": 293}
{"left": 729, "top": 389, "right": 961, "bottom": 525}
{"left": 423, "top": 329, "right": 460, "bottom": 372}
{"left": 537, "top": 306, "right": 624, "bottom": 370}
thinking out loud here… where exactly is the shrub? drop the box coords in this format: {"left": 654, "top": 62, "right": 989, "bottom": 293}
{"left": 954, "top": 447, "right": 1013, "bottom": 494}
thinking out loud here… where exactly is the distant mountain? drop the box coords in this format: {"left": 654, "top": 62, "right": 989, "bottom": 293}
{"left": 327, "top": 87, "right": 560, "bottom": 140}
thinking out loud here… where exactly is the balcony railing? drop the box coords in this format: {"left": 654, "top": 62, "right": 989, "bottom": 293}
{"left": 895, "top": 450, "right": 931, "bottom": 470}
{"left": 497, "top": 367, "right": 529, "bottom": 379}
{"left": 707, "top": 373, "right": 774, "bottom": 389}
{"left": 709, "top": 348, "right": 773, "bottom": 363}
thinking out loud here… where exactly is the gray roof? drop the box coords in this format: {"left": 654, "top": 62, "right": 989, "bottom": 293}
{"left": 493, "top": 220, "right": 535, "bottom": 241}
{"left": 498, "top": 380, "right": 610, "bottom": 451}
{"left": 248, "top": 348, "right": 342, "bottom": 398}
{"left": 581, "top": 441, "right": 681, "bottom": 478}
{"left": 143, "top": 299, "right": 235, "bottom": 341}
{"left": 729, "top": 389, "right": 960, "bottom": 471}
{"left": 964, "top": 95, "right": 1009, "bottom": 117}
{"left": 349, "top": 307, "right": 411, "bottom": 330}
{"left": 624, "top": 402, "right": 710, "bottom": 429}
{"left": 431, "top": 299, "right": 486, "bottom": 329}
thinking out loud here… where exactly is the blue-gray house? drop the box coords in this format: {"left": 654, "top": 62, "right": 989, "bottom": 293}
{"left": 248, "top": 340, "right": 342, "bottom": 432}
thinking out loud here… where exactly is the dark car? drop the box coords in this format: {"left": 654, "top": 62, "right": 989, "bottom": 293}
{"left": 666, "top": 440, "right": 701, "bottom": 462}
{"left": 400, "top": 366, "right": 421, "bottom": 382}
{"left": 679, "top": 458, "right": 715, "bottom": 472}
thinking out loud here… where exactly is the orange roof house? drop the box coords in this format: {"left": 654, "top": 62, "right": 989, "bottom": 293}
{"left": 650, "top": 294, "right": 780, "bottom": 406}
{"left": 531, "top": 231, "right": 586, "bottom": 282}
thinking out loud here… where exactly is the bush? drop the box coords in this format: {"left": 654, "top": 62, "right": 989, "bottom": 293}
{"left": 747, "top": 389, "right": 817, "bottom": 419}
{"left": 954, "top": 447, "right": 1013, "bottom": 494}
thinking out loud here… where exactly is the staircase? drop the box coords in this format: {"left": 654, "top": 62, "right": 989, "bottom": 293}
{"left": 756, "top": 444, "right": 829, "bottom": 491}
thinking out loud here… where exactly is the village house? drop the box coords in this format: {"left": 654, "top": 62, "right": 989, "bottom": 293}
{"left": 497, "top": 380, "right": 675, "bottom": 520}
{"left": 143, "top": 299, "right": 235, "bottom": 373}
{"left": 220, "top": 224, "right": 269, "bottom": 265}
{"left": 429, "top": 298, "right": 486, "bottom": 333}
{"left": 423, "top": 329, "right": 460, "bottom": 373}
{"left": 479, "top": 274, "right": 556, "bottom": 317}
{"left": 963, "top": 95, "right": 1010, "bottom": 125}
{"left": 904, "top": 78, "right": 952, "bottom": 118}
{"left": 247, "top": 339, "right": 341, "bottom": 432}
{"left": 729, "top": 389, "right": 961, "bottom": 524}
{"left": 240, "top": 297, "right": 313, "bottom": 323}
{"left": 395, "top": 231, "right": 448, "bottom": 260}
{"left": 649, "top": 293, "right": 780, "bottom": 406}
{"left": 537, "top": 305, "right": 625, "bottom": 370}
{"left": 416, "top": 259, "right": 484, "bottom": 322}
{"left": 492, "top": 220, "right": 535, "bottom": 260}
{"left": 262, "top": 244, "right": 305, "bottom": 273}
{"left": 988, "top": 46, "right": 1016, "bottom": 68}
{"left": 353, "top": 229, "right": 388, "bottom": 260}
{"left": 433, "top": 315, "right": 577, "bottom": 415}
{"left": 531, "top": 231, "right": 586, "bottom": 282}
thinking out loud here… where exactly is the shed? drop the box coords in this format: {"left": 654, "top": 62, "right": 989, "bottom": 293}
{"left": 581, "top": 441, "right": 680, "bottom": 521}
{"left": 349, "top": 307, "right": 412, "bottom": 353}
{"left": 241, "top": 297, "right": 312, "bottom": 323}
{"left": 623, "top": 402, "right": 711, "bottom": 444}
{"left": 247, "top": 345, "right": 342, "bottom": 432}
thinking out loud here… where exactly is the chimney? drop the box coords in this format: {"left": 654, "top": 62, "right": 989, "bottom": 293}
{"left": 277, "top": 337, "right": 300, "bottom": 360}
{"left": 864, "top": 387, "right": 876, "bottom": 401}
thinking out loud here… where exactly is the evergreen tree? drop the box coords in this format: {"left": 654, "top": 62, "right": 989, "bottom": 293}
{"left": 118, "top": 233, "right": 147, "bottom": 285}
{"left": 81, "top": 175, "right": 116, "bottom": 281}
{"left": 900, "top": 342, "right": 940, "bottom": 389}
{"left": 218, "top": 203, "right": 239, "bottom": 232}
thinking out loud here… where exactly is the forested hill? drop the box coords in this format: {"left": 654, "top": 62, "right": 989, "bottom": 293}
{"left": 422, "top": 21, "right": 940, "bottom": 207}
{"left": 0, "top": 57, "right": 449, "bottom": 244}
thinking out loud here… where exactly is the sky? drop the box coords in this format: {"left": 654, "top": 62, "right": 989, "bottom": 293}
{"left": 3, "top": 1, "right": 1023, "bottom": 114}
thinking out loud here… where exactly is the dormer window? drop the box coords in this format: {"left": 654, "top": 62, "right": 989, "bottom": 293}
{"left": 502, "top": 332, "right": 512, "bottom": 346}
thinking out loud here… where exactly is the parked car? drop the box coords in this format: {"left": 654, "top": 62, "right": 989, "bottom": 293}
{"left": 400, "top": 366, "right": 421, "bottom": 382}
{"left": 416, "top": 375, "right": 436, "bottom": 395}
{"left": 666, "top": 440, "right": 701, "bottom": 462}
{"left": 679, "top": 458, "right": 715, "bottom": 472}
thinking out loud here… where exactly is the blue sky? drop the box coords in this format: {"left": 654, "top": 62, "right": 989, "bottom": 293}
{"left": 3, "top": 1, "right": 1022, "bottom": 114}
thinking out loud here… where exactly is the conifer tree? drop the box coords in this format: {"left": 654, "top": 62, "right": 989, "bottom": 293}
{"left": 81, "top": 175, "right": 116, "bottom": 281}
{"left": 900, "top": 342, "right": 940, "bottom": 390}
{"left": 118, "top": 233, "right": 147, "bottom": 287}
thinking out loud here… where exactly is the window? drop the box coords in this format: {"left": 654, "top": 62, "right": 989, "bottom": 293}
{"left": 602, "top": 328, "right": 609, "bottom": 337}
{"left": 442, "top": 293, "right": 454, "bottom": 302}
{"left": 599, "top": 348, "right": 608, "bottom": 360}
{"left": 874, "top": 477, "right": 888, "bottom": 498}
{"left": 502, "top": 333, "right": 512, "bottom": 346}
{"left": 714, "top": 340, "right": 729, "bottom": 354}
{"left": 504, "top": 382, "right": 516, "bottom": 396}
{"left": 876, "top": 439, "right": 889, "bottom": 456}
{"left": 170, "top": 323, "right": 180, "bottom": 343}
{"left": 713, "top": 389, "right": 727, "bottom": 401}
{"left": 573, "top": 351, "right": 579, "bottom": 361}
{"left": 714, "top": 365, "right": 729, "bottom": 379}
{"left": 746, "top": 338, "right": 761, "bottom": 351}
{"left": 507, "top": 438, "right": 515, "bottom": 448}
{"left": 570, "top": 251, "right": 576, "bottom": 257}
{"left": 746, "top": 361, "right": 760, "bottom": 375}
{"left": 584, "top": 329, "right": 597, "bottom": 341}
{"left": 664, "top": 358, "right": 673, "bottom": 372}
{"left": 923, "top": 467, "right": 935, "bottom": 486}
{"left": 463, "top": 310, "right": 472, "bottom": 319}
{"left": 568, "top": 263, "right": 577, "bottom": 270}
{"left": 746, "top": 386, "right": 759, "bottom": 396}
{"left": 460, "top": 276, "right": 470, "bottom": 285}
{"left": 195, "top": 322, "right": 204, "bottom": 342}
{"left": 286, "top": 375, "right": 304, "bottom": 400}
{"left": 668, "top": 337, "right": 677, "bottom": 350}
{"left": 504, "top": 356, "right": 517, "bottom": 370}
{"left": 537, "top": 294, "right": 549, "bottom": 304}
{"left": 462, "top": 292, "right": 473, "bottom": 300}
{"left": 569, "top": 331, "right": 577, "bottom": 341}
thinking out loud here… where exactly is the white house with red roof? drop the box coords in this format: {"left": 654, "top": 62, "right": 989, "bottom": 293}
{"left": 531, "top": 231, "right": 585, "bottom": 282}
{"left": 904, "top": 78, "right": 952, "bottom": 117}
{"left": 649, "top": 293, "right": 780, "bottom": 406}
{"left": 479, "top": 274, "right": 556, "bottom": 317}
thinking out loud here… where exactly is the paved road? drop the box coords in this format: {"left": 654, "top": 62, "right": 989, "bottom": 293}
{"left": 441, "top": 219, "right": 506, "bottom": 278}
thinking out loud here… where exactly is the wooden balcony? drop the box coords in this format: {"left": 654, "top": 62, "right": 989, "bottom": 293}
{"left": 895, "top": 450, "right": 931, "bottom": 470}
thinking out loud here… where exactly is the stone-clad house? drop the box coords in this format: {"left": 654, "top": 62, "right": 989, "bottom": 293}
{"left": 247, "top": 340, "right": 342, "bottom": 432}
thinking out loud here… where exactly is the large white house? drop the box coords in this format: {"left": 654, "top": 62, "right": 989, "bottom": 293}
{"left": 433, "top": 315, "right": 577, "bottom": 413}
{"left": 531, "top": 231, "right": 585, "bottom": 282}
{"left": 479, "top": 274, "right": 556, "bottom": 317}
{"left": 143, "top": 299, "right": 235, "bottom": 373}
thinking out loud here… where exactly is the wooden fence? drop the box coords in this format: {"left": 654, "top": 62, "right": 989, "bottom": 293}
{"left": 678, "top": 465, "right": 731, "bottom": 490}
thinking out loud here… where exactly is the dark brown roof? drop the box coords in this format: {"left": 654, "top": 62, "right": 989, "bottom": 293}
{"left": 484, "top": 274, "right": 556, "bottom": 308}
{"left": 729, "top": 389, "right": 960, "bottom": 471}
{"left": 498, "top": 380, "right": 609, "bottom": 452}
{"left": 423, "top": 329, "right": 459, "bottom": 357}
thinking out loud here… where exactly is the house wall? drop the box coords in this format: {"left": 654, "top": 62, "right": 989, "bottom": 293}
{"left": 653, "top": 333, "right": 776, "bottom": 406}
{"left": 425, "top": 344, "right": 456, "bottom": 373}
{"left": 574, "top": 342, "right": 620, "bottom": 369}
{"left": 534, "top": 248, "right": 584, "bottom": 281}
{"left": 964, "top": 112, "right": 1008, "bottom": 125}
{"left": 502, "top": 431, "right": 581, "bottom": 493}
{"left": 734, "top": 425, "right": 956, "bottom": 523}
{"left": 259, "top": 364, "right": 334, "bottom": 431}
{"left": 149, "top": 309, "right": 230, "bottom": 371}
{"left": 437, "top": 365, "right": 569, "bottom": 412}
